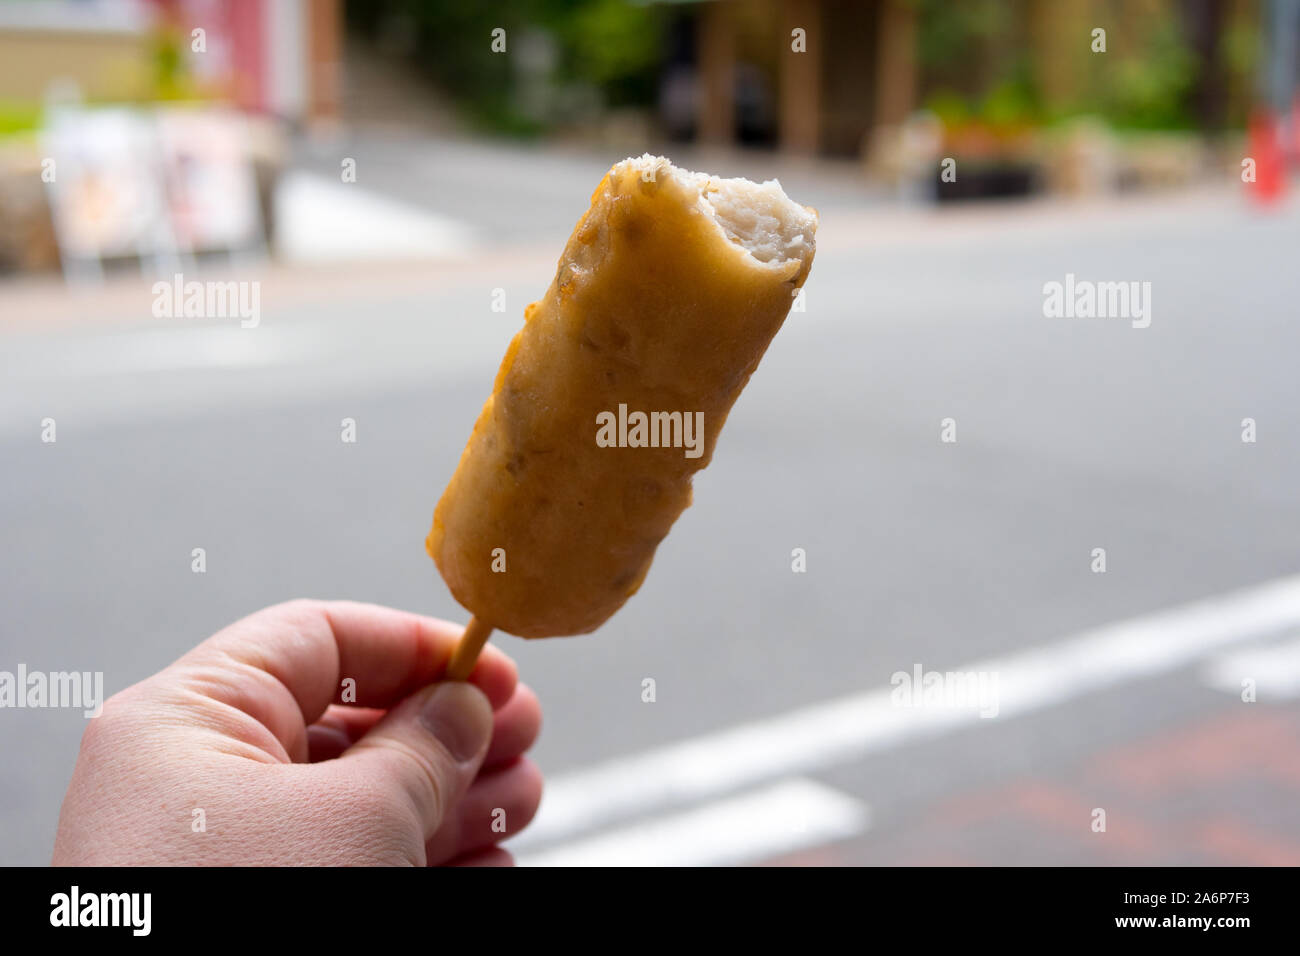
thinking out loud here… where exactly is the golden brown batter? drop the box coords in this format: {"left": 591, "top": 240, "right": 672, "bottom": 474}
{"left": 428, "top": 155, "right": 817, "bottom": 638}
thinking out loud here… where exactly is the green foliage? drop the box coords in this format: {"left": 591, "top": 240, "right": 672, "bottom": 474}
{"left": 548, "top": 0, "right": 660, "bottom": 107}
{"left": 1102, "top": 21, "right": 1197, "bottom": 129}
{"left": 918, "top": 0, "right": 1038, "bottom": 128}
{"left": 348, "top": 0, "right": 529, "bottom": 131}
{"left": 0, "top": 101, "right": 42, "bottom": 138}
{"left": 918, "top": 0, "right": 1221, "bottom": 132}
{"left": 923, "top": 79, "right": 1039, "bottom": 131}
{"left": 917, "top": 0, "right": 1014, "bottom": 69}
{"left": 149, "top": 27, "right": 203, "bottom": 102}
{"left": 349, "top": 0, "right": 1248, "bottom": 138}
{"left": 348, "top": 0, "right": 661, "bottom": 136}
{"left": 923, "top": 90, "right": 969, "bottom": 127}
{"left": 979, "top": 79, "right": 1038, "bottom": 127}
{"left": 1221, "top": 18, "right": 1257, "bottom": 76}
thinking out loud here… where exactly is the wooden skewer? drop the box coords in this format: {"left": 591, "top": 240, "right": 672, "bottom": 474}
{"left": 445, "top": 615, "right": 494, "bottom": 681}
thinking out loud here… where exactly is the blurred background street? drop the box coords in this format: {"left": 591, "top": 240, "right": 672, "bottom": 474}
{"left": 2, "top": 0, "right": 1299, "bottom": 867}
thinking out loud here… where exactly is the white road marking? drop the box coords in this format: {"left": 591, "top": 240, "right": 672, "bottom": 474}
{"left": 514, "top": 573, "right": 1300, "bottom": 853}
{"left": 1200, "top": 632, "right": 1300, "bottom": 699}
{"left": 518, "top": 778, "right": 869, "bottom": 868}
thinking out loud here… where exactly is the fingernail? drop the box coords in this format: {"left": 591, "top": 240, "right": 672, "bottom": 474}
{"left": 419, "top": 682, "right": 492, "bottom": 763}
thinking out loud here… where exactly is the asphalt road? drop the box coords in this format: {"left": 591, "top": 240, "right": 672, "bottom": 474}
{"left": 2, "top": 143, "right": 1299, "bottom": 865}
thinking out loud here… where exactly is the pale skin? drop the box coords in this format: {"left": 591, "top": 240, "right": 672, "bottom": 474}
{"left": 52, "top": 600, "right": 544, "bottom": 866}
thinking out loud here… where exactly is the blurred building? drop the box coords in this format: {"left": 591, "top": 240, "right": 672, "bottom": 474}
{"left": 0, "top": 0, "right": 341, "bottom": 124}
{"left": 0, "top": 0, "right": 346, "bottom": 277}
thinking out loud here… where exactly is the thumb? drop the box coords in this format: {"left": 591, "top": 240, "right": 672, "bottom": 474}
{"left": 336, "top": 682, "right": 494, "bottom": 839}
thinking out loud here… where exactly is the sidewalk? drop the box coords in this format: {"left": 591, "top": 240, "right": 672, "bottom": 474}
{"left": 2, "top": 154, "right": 1281, "bottom": 331}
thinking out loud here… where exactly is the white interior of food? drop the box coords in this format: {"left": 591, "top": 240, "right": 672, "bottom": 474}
{"left": 623, "top": 154, "right": 816, "bottom": 266}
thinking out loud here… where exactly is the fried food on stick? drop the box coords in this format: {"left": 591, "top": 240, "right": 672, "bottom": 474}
{"left": 428, "top": 154, "right": 817, "bottom": 659}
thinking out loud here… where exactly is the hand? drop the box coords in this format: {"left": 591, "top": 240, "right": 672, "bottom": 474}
{"left": 52, "top": 600, "right": 543, "bottom": 866}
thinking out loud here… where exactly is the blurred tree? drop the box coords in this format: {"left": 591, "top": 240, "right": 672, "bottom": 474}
{"left": 346, "top": 0, "right": 662, "bottom": 136}
{"left": 549, "top": 0, "right": 661, "bottom": 108}
{"left": 917, "top": 0, "right": 1250, "bottom": 134}
{"left": 348, "top": 0, "right": 537, "bottom": 133}
{"left": 1104, "top": 17, "right": 1198, "bottom": 129}
{"left": 918, "top": 0, "right": 1040, "bottom": 129}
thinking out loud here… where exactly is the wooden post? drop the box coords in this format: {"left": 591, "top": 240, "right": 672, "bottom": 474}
{"left": 872, "top": 0, "right": 918, "bottom": 140}
{"left": 779, "top": 0, "right": 822, "bottom": 155}
{"left": 698, "top": 1, "right": 736, "bottom": 144}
